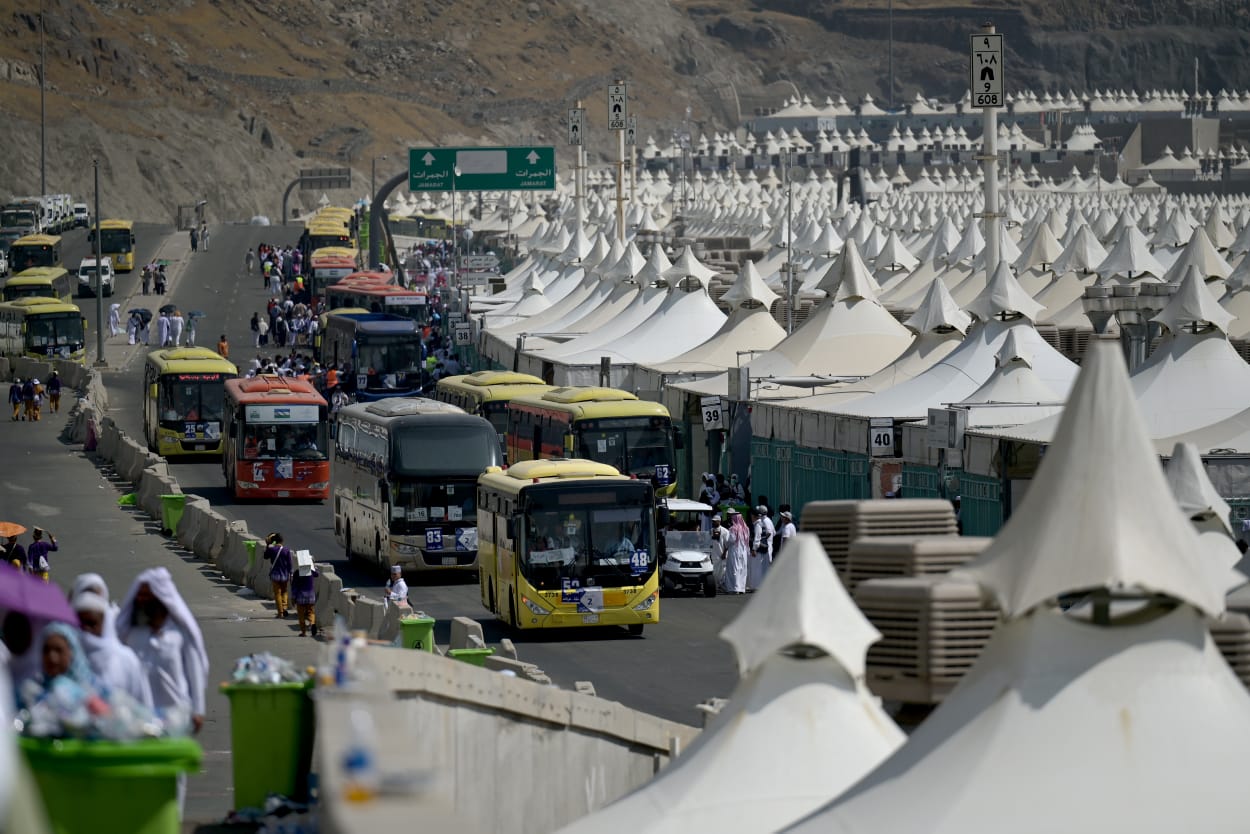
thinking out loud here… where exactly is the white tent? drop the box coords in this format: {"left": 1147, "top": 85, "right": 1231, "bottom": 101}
{"left": 790, "top": 344, "right": 1250, "bottom": 834}
{"left": 558, "top": 534, "right": 903, "bottom": 834}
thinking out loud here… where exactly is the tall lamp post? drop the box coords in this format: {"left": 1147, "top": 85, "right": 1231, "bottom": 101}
{"left": 450, "top": 165, "right": 461, "bottom": 280}
{"left": 370, "top": 154, "right": 387, "bottom": 202}
{"left": 39, "top": 0, "right": 46, "bottom": 196}
{"left": 92, "top": 159, "right": 105, "bottom": 367}
{"left": 785, "top": 148, "right": 796, "bottom": 334}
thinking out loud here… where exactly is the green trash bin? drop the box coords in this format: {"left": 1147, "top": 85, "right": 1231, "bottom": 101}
{"left": 220, "top": 680, "right": 315, "bottom": 810}
{"left": 448, "top": 647, "right": 494, "bottom": 667}
{"left": 20, "top": 736, "right": 202, "bottom": 834}
{"left": 399, "top": 616, "right": 436, "bottom": 651}
{"left": 159, "top": 494, "right": 186, "bottom": 536}
{"left": 245, "top": 540, "right": 260, "bottom": 574}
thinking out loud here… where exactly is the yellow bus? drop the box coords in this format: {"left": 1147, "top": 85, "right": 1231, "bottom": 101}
{"left": 434, "top": 371, "right": 554, "bottom": 444}
{"left": 305, "top": 221, "right": 354, "bottom": 253}
{"left": 142, "top": 348, "right": 238, "bottom": 457}
{"left": 0, "top": 297, "right": 87, "bottom": 364}
{"left": 8, "top": 234, "right": 62, "bottom": 272}
{"left": 505, "top": 387, "right": 679, "bottom": 497}
{"left": 477, "top": 459, "right": 658, "bottom": 634}
{"left": 90, "top": 219, "right": 137, "bottom": 272}
{"left": 2, "top": 267, "right": 74, "bottom": 302}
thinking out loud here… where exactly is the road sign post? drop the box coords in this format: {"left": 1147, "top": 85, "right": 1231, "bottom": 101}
{"left": 408, "top": 147, "right": 556, "bottom": 192}
{"left": 607, "top": 84, "right": 628, "bottom": 130}
{"left": 972, "top": 25, "right": 1003, "bottom": 279}
{"left": 969, "top": 33, "right": 1003, "bottom": 108}
{"left": 568, "top": 108, "right": 584, "bottom": 146}
{"left": 609, "top": 82, "right": 628, "bottom": 241}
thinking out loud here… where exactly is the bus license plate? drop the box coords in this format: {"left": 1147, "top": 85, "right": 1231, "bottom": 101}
{"left": 277, "top": 491, "right": 290, "bottom": 498}
{"left": 194, "top": 444, "right": 205, "bottom": 451}
{"left": 582, "top": 614, "right": 599, "bottom": 624}
{"left": 441, "top": 557, "right": 456, "bottom": 566}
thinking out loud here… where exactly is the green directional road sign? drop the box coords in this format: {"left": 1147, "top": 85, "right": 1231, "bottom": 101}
{"left": 408, "top": 146, "right": 557, "bottom": 192}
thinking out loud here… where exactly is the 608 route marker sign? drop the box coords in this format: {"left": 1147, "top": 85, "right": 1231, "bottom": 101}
{"left": 970, "top": 33, "right": 1004, "bottom": 108}
{"left": 608, "top": 83, "right": 628, "bottom": 131}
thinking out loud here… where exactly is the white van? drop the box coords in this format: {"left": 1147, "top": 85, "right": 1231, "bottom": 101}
{"left": 78, "top": 256, "right": 115, "bottom": 297}
{"left": 72, "top": 203, "right": 89, "bottom": 228}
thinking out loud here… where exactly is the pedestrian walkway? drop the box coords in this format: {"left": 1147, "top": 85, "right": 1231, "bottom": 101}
{"left": 0, "top": 401, "right": 321, "bottom": 827}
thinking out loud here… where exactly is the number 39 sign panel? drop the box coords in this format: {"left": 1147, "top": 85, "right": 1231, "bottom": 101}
{"left": 700, "top": 395, "right": 725, "bottom": 431}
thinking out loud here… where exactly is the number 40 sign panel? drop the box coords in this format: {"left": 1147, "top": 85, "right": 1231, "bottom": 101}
{"left": 970, "top": 33, "right": 1004, "bottom": 108}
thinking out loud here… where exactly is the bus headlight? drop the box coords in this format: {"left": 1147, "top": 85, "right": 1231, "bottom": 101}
{"left": 308, "top": 482, "right": 329, "bottom": 490}
{"left": 238, "top": 481, "right": 259, "bottom": 490}
{"left": 521, "top": 596, "right": 549, "bottom": 616}
{"left": 633, "top": 592, "right": 658, "bottom": 611}
{"left": 394, "top": 543, "right": 418, "bottom": 555}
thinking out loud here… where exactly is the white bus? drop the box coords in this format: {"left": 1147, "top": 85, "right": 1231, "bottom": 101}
{"left": 332, "top": 397, "right": 503, "bottom": 573}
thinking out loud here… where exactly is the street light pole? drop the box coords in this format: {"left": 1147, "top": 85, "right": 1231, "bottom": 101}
{"left": 785, "top": 149, "right": 795, "bottom": 334}
{"left": 370, "top": 154, "right": 387, "bottom": 202}
{"left": 39, "top": 0, "right": 46, "bottom": 196}
{"left": 92, "top": 159, "right": 105, "bottom": 367}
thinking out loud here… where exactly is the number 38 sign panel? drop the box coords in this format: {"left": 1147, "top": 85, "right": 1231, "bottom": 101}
{"left": 701, "top": 396, "right": 725, "bottom": 431}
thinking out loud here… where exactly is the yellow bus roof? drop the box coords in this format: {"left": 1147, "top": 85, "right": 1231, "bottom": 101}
{"left": 543, "top": 386, "right": 638, "bottom": 404}
{"left": 459, "top": 371, "right": 547, "bottom": 387}
{"left": 12, "top": 234, "right": 62, "bottom": 247}
{"left": 10, "top": 267, "right": 70, "bottom": 281}
{"left": 507, "top": 391, "right": 670, "bottom": 421}
{"left": 145, "top": 347, "right": 237, "bottom": 375}
{"left": 310, "top": 246, "right": 357, "bottom": 261}
{"left": 5, "top": 273, "right": 69, "bottom": 287}
{"left": 478, "top": 459, "right": 631, "bottom": 493}
{"left": 360, "top": 398, "right": 464, "bottom": 419}
{"left": 306, "top": 219, "right": 350, "bottom": 230}
{"left": 0, "top": 298, "right": 79, "bottom": 314}
{"left": 99, "top": 219, "right": 134, "bottom": 230}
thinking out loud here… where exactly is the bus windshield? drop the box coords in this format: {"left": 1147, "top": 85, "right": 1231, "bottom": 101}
{"left": 10, "top": 245, "right": 56, "bottom": 272}
{"left": 159, "top": 375, "right": 226, "bottom": 423}
{"left": 0, "top": 209, "right": 35, "bottom": 229}
{"left": 520, "top": 484, "right": 654, "bottom": 590}
{"left": 241, "top": 422, "right": 327, "bottom": 461}
{"left": 574, "top": 417, "right": 674, "bottom": 483}
{"left": 99, "top": 228, "right": 133, "bottom": 253}
{"left": 389, "top": 478, "right": 478, "bottom": 536}
{"left": 26, "top": 313, "right": 83, "bottom": 354}
{"left": 357, "top": 338, "right": 423, "bottom": 377}
{"left": 392, "top": 423, "right": 501, "bottom": 476}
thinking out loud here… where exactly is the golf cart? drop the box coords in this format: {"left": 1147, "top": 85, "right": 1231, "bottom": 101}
{"left": 658, "top": 498, "right": 717, "bottom": 597}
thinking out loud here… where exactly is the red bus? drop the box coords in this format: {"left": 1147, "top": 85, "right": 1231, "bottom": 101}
{"left": 308, "top": 247, "right": 360, "bottom": 299}
{"left": 221, "top": 375, "right": 331, "bottom": 500}
{"left": 326, "top": 272, "right": 429, "bottom": 325}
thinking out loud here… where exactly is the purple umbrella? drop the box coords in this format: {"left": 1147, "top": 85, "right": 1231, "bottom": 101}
{"left": 0, "top": 562, "right": 76, "bottom": 625}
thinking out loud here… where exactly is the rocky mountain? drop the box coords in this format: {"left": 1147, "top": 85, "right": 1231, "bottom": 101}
{"left": 0, "top": 0, "right": 1245, "bottom": 222}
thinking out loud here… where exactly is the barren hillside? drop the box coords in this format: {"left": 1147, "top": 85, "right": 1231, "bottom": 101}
{"left": 0, "top": 0, "right": 1245, "bottom": 221}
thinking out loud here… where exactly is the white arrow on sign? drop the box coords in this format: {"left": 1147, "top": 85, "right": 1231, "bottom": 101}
{"left": 526, "top": 150, "right": 540, "bottom": 164}
{"left": 422, "top": 152, "right": 436, "bottom": 165}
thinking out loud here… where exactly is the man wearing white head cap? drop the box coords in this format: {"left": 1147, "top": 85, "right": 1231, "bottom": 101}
{"left": 385, "top": 564, "right": 408, "bottom": 607}
{"left": 116, "top": 567, "right": 208, "bottom": 734}
{"left": 73, "top": 590, "right": 154, "bottom": 709}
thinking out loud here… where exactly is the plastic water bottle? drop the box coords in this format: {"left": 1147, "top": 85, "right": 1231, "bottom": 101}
{"left": 341, "top": 707, "right": 379, "bottom": 802}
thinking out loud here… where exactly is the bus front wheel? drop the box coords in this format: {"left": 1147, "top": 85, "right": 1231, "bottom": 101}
{"left": 627, "top": 624, "right": 644, "bottom": 637}
{"left": 487, "top": 578, "right": 496, "bottom": 614}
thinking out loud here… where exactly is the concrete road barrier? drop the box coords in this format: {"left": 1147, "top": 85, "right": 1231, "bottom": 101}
{"left": 315, "top": 567, "right": 342, "bottom": 628}
{"left": 136, "top": 465, "right": 180, "bottom": 519}
{"left": 449, "top": 616, "right": 486, "bottom": 651}
{"left": 176, "top": 496, "right": 211, "bottom": 550}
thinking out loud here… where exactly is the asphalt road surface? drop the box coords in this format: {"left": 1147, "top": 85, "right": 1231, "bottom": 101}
{"left": 92, "top": 223, "right": 746, "bottom": 725}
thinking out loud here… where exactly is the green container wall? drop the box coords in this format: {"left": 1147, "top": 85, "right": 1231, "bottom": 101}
{"left": 959, "top": 471, "right": 1004, "bottom": 537}
{"left": 901, "top": 463, "right": 941, "bottom": 498}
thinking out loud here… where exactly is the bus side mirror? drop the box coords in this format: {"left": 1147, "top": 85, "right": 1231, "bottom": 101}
{"left": 87, "top": 230, "right": 94, "bottom": 243}
{"left": 505, "top": 519, "right": 516, "bottom": 540}
{"left": 228, "top": 423, "right": 236, "bottom": 438}
{"left": 674, "top": 427, "right": 684, "bottom": 450}
{"left": 563, "top": 433, "right": 574, "bottom": 455}
{"left": 149, "top": 383, "right": 158, "bottom": 399}
{"left": 378, "top": 480, "right": 390, "bottom": 505}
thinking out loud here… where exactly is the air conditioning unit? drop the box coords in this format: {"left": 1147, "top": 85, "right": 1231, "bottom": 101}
{"left": 800, "top": 499, "right": 958, "bottom": 580}
{"left": 1208, "top": 611, "right": 1250, "bottom": 692}
{"left": 847, "top": 535, "right": 991, "bottom": 595}
{"left": 854, "top": 575, "right": 999, "bottom": 705}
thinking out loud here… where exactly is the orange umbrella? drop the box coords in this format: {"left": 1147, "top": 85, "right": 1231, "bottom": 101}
{"left": 0, "top": 522, "right": 26, "bottom": 539}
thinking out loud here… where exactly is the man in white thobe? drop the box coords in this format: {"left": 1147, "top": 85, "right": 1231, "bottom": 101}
{"left": 157, "top": 313, "right": 171, "bottom": 347}
{"left": 73, "top": 591, "right": 155, "bottom": 710}
{"left": 169, "top": 312, "right": 185, "bottom": 348}
{"left": 108, "top": 303, "right": 122, "bottom": 337}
